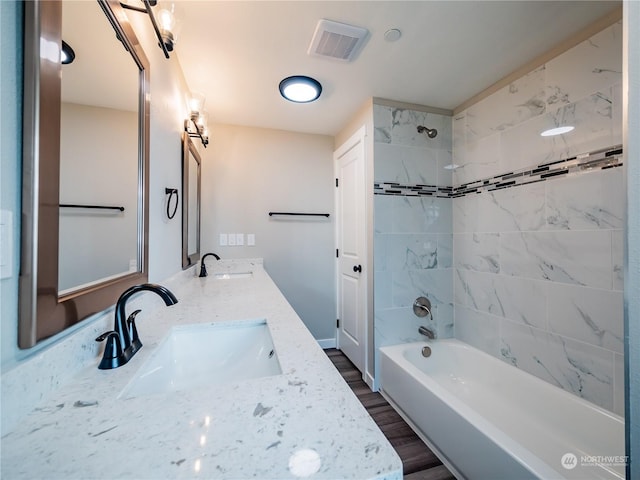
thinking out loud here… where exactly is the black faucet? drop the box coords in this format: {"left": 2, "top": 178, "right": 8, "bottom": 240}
{"left": 199, "top": 252, "right": 220, "bottom": 277}
{"left": 96, "top": 283, "right": 178, "bottom": 370}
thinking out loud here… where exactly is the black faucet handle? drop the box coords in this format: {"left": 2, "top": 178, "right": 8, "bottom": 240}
{"left": 127, "top": 309, "right": 143, "bottom": 353}
{"left": 96, "top": 331, "right": 126, "bottom": 370}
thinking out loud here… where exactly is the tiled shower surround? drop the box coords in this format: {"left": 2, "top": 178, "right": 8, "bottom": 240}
{"left": 373, "top": 21, "right": 624, "bottom": 415}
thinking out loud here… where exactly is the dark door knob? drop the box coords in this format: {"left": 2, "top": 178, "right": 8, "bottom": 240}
{"left": 353, "top": 265, "right": 362, "bottom": 273}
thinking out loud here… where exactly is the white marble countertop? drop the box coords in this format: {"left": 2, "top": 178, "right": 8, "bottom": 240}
{"left": 1, "top": 259, "right": 402, "bottom": 479}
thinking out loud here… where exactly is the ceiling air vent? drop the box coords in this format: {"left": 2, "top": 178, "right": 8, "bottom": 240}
{"left": 308, "top": 19, "right": 369, "bottom": 62}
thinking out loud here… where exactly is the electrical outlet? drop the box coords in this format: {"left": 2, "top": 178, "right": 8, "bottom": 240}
{"left": 219, "top": 233, "right": 228, "bottom": 246}
{"left": 228, "top": 233, "right": 236, "bottom": 246}
{"left": 247, "top": 234, "right": 255, "bottom": 246}
{"left": 236, "top": 233, "right": 244, "bottom": 246}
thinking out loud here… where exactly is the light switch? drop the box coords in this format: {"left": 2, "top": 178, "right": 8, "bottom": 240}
{"left": 247, "top": 234, "right": 255, "bottom": 246}
{"left": 228, "top": 233, "right": 236, "bottom": 246}
{"left": 236, "top": 233, "right": 244, "bottom": 246}
{"left": 219, "top": 233, "right": 228, "bottom": 246}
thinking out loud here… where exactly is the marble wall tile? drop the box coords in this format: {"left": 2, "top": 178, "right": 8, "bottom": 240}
{"left": 452, "top": 196, "right": 472, "bottom": 233}
{"left": 374, "top": 143, "right": 439, "bottom": 185}
{"left": 452, "top": 113, "right": 466, "bottom": 160}
{"left": 547, "top": 283, "right": 623, "bottom": 354}
{"left": 466, "top": 66, "right": 547, "bottom": 141}
{"left": 611, "top": 229, "right": 624, "bottom": 291}
{"left": 373, "top": 268, "right": 393, "bottom": 310}
{"left": 373, "top": 104, "right": 393, "bottom": 143}
{"left": 393, "top": 196, "right": 452, "bottom": 234}
{"left": 499, "top": 89, "right": 615, "bottom": 171}
{"left": 374, "top": 195, "right": 394, "bottom": 234}
{"left": 453, "top": 268, "right": 468, "bottom": 306}
{"left": 375, "top": 307, "right": 432, "bottom": 348}
{"left": 464, "top": 271, "right": 547, "bottom": 330}
{"left": 545, "top": 22, "right": 622, "bottom": 104}
{"left": 454, "top": 306, "right": 500, "bottom": 357}
{"left": 374, "top": 233, "right": 388, "bottom": 272}
{"left": 459, "top": 133, "right": 501, "bottom": 184}
{"left": 437, "top": 149, "right": 454, "bottom": 187}
{"left": 437, "top": 234, "right": 453, "bottom": 268}
{"left": 450, "top": 21, "right": 623, "bottom": 413}
{"left": 500, "top": 230, "right": 612, "bottom": 289}
{"left": 453, "top": 232, "right": 500, "bottom": 273}
{"left": 388, "top": 108, "right": 452, "bottom": 151}
{"left": 499, "top": 320, "right": 614, "bottom": 411}
{"left": 386, "top": 233, "right": 439, "bottom": 271}
{"left": 472, "top": 182, "right": 546, "bottom": 233}
{"left": 392, "top": 269, "right": 453, "bottom": 310}
{"left": 545, "top": 167, "right": 624, "bottom": 230}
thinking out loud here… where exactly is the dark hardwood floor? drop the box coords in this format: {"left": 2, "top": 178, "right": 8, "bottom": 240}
{"left": 325, "top": 349, "right": 455, "bottom": 480}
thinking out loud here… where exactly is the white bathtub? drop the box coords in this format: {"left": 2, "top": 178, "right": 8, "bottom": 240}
{"left": 379, "top": 340, "right": 625, "bottom": 480}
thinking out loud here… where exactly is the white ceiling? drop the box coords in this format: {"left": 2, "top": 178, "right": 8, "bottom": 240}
{"left": 175, "top": 0, "right": 620, "bottom": 137}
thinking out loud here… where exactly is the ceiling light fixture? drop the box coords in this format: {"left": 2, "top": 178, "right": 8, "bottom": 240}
{"left": 120, "top": 0, "right": 178, "bottom": 59}
{"left": 540, "top": 125, "right": 575, "bottom": 137}
{"left": 279, "top": 76, "right": 322, "bottom": 103}
{"left": 61, "top": 40, "right": 75, "bottom": 64}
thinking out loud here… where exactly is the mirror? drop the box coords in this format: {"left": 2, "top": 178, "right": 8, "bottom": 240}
{"left": 19, "top": 0, "right": 150, "bottom": 348}
{"left": 182, "top": 133, "right": 201, "bottom": 269}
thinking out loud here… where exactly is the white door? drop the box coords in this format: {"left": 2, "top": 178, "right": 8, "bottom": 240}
{"left": 335, "top": 126, "right": 367, "bottom": 374}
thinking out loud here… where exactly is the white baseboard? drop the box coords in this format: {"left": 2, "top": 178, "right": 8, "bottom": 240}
{"left": 365, "top": 371, "right": 377, "bottom": 391}
{"left": 317, "top": 338, "right": 337, "bottom": 349}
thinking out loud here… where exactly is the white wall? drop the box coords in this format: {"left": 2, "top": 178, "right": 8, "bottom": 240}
{"left": 201, "top": 124, "right": 336, "bottom": 341}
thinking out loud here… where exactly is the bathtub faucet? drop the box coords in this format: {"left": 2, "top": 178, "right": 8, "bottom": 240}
{"left": 418, "top": 325, "right": 436, "bottom": 340}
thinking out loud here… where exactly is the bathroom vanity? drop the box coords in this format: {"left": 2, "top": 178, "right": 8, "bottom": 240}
{"left": 1, "top": 259, "right": 401, "bottom": 479}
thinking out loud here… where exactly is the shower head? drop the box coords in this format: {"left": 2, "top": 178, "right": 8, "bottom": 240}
{"left": 417, "top": 125, "right": 438, "bottom": 138}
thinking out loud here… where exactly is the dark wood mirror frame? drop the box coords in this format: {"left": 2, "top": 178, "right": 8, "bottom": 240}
{"left": 19, "top": 0, "right": 150, "bottom": 348}
{"left": 182, "top": 132, "right": 201, "bottom": 269}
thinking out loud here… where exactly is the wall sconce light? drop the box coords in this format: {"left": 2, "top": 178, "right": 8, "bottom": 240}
{"left": 185, "top": 93, "right": 209, "bottom": 147}
{"left": 120, "top": 0, "right": 179, "bottom": 59}
{"left": 188, "top": 92, "right": 206, "bottom": 121}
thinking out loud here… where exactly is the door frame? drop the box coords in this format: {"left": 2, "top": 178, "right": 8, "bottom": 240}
{"left": 334, "top": 125, "right": 373, "bottom": 387}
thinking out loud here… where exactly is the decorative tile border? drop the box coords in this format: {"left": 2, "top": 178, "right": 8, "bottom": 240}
{"left": 374, "top": 145, "right": 623, "bottom": 198}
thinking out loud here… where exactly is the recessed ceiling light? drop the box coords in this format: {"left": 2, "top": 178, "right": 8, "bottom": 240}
{"left": 384, "top": 28, "right": 402, "bottom": 42}
{"left": 61, "top": 40, "right": 75, "bottom": 64}
{"left": 540, "top": 125, "right": 575, "bottom": 137}
{"left": 279, "top": 76, "right": 322, "bottom": 103}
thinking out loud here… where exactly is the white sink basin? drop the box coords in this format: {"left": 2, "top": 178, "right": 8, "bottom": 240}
{"left": 213, "top": 271, "right": 252, "bottom": 279}
{"left": 119, "top": 319, "right": 281, "bottom": 398}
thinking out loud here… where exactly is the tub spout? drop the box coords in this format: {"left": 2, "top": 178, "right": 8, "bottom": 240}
{"left": 418, "top": 325, "right": 436, "bottom": 340}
